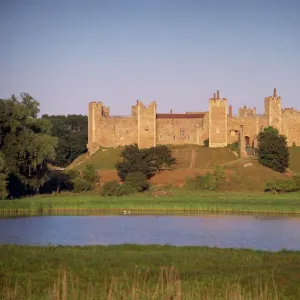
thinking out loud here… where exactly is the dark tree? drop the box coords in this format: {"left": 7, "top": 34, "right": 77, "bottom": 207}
{"left": 257, "top": 126, "right": 289, "bottom": 173}
{"left": 42, "top": 114, "right": 88, "bottom": 167}
{"left": 115, "top": 144, "right": 176, "bottom": 181}
{"left": 0, "top": 94, "right": 57, "bottom": 197}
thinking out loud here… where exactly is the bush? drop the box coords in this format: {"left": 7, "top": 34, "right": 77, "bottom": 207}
{"left": 82, "top": 164, "right": 100, "bottom": 184}
{"left": 228, "top": 142, "right": 239, "bottom": 153}
{"left": 123, "top": 172, "right": 150, "bottom": 193}
{"left": 72, "top": 177, "right": 94, "bottom": 193}
{"left": 264, "top": 179, "right": 298, "bottom": 193}
{"left": 185, "top": 167, "right": 226, "bottom": 191}
{"left": 101, "top": 181, "right": 123, "bottom": 196}
{"left": 203, "top": 139, "right": 209, "bottom": 147}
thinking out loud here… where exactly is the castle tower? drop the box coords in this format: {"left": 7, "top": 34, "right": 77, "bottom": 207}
{"left": 264, "top": 88, "right": 281, "bottom": 131}
{"left": 88, "top": 102, "right": 103, "bottom": 154}
{"left": 137, "top": 100, "right": 157, "bottom": 148}
{"left": 209, "top": 90, "right": 228, "bottom": 147}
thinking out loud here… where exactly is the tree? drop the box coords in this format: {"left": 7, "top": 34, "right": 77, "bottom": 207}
{"left": 115, "top": 144, "right": 176, "bottom": 181}
{"left": 257, "top": 126, "right": 289, "bottom": 173}
{"left": 0, "top": 152, "right": 8, "bottom": 199}
{"left": 42, "top": 114, "right": 88, "bottom": 167}
{"left": 0, "top": 94, "right": 57, "bottom": 196}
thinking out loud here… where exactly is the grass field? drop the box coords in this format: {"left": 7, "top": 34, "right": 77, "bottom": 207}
{"left": 1, "top": 245, "right": 300, "bottom": 299}
{"left": 69, "top": 145, "right": 237, "bottom": 171}
{"left": 289, "top": 147, "right": 300, "bottom": 173}
{"left": 1, "top": 190, "right": 300, "bottom": 214}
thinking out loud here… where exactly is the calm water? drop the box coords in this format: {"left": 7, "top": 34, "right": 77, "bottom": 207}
{"left": 0, "top": 214, "right": 300, "bottom": 251}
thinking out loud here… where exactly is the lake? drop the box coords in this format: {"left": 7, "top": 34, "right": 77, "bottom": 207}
{"left": 0, "top": 214, "right": 300, "bottom": 251}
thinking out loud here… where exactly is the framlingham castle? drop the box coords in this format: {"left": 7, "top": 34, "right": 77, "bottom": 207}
{"left": 87, "top": 89, "right": 300, "bottom": 157}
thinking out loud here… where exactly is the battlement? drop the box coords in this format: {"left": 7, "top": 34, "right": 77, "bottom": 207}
{"left": 87, "top": 88, "right": 300, "bottom": 153}
{"left": 209, "top": 90, "right": 228, "bottom": 105}
{"left": 264, "top": 88, "right": 281, "bottom": 104}
{"left": 239, "top": 106, "right": 256, "bottom": 117}
{"left": 282, "top": 107, "right": 300, "bottom": 117}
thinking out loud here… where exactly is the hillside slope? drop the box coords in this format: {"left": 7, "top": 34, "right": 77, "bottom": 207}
{"left": 69, "top": 145, "right": 237, "bottom": 171}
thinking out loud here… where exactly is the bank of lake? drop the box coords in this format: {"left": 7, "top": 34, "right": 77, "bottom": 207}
{"left": 0, "top": 190, "right": 300, "bottom": 215}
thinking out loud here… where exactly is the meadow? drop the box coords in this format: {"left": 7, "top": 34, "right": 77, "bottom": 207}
{"left": 1, "top": 245, "right": 300, "bottom": 299}
{"left": 1, "top": 190, "right": 300, "bottom": 215}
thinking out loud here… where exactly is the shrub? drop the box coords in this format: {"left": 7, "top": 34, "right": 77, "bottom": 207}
{"left": 72, "top": 177, "right": 94, "bottom": 193}
{"left": 264, "top": 179, "right": 298, "bottom": 193}
{"left": 82, "top": 164, "right": 100, "bottom": 184}
{"left": 123, "top": 172, "right": 150, "bottom": 193}
{"left": 228, "top": 142, "right": 239, "bottom": 153}
{"left": 185, "top": 167, "right": 226, "bottom": 192}
{"left": 101, "top": 181, "right": 122, "bottom": 196}
{"left": 203, "top": 139, "right": 209, "bottom": 147}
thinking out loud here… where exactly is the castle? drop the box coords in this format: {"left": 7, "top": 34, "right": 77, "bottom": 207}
{"left": 87, "top": 89, "right": 300, "bottom": 156}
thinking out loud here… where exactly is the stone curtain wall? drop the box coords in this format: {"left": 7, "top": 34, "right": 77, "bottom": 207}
{"left": 281, "top": 109, "right": 300, "bottom": 146}
{"left": 87, "top": 102, "right": 138, "bottom": 155}
{"left": 156, "top": 116, "right": 207, "bottom": 146}
{"left": 87, "top": 89, "right": 300, "bottom": 154}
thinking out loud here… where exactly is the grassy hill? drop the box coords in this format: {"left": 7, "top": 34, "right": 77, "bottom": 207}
{"left": 67, "top": 145, "right": 300, "bottom": 192}
{"left": 289, "top": 146, "right": 300, "bottom": 174}
{"left": 69, "top": 145, "right": 237, "bottom": 171}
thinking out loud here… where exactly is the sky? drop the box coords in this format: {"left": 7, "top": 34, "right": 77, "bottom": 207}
{"left": 1, "top": 0, "right": 300, "bottom": 116}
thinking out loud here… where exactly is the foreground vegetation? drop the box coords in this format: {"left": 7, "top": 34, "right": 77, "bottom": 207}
{"left": 1, "top": 245, "right": 300, "bottom": 299}
{"left": 1, "top": 190, "right": 300, "bottom": 214}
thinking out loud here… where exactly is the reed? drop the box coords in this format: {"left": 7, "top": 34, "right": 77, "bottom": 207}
{"left": 1, "top": 190, "right": 300, "bottom": 215}
{"left": 1, "top": 245, "right": 300, "bottom": 299}
{"left": 1, "top": 266, "right": 282, "bottom": 300}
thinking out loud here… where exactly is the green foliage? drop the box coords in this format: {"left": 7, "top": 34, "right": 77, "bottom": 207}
{"left": 82, "top": 164, "right": 100, "bottom": 184}
{"left": 257, "top": 126, "right": 289, "bottom": 173}
{"left": 264, "top": 179, "right": 298, "bottom": 193}
{"left": 0, "top": 152, "right": 8, "bottom": 199}
{"left": 72, "top": 177, "right": 94, "bottom": 193}
{"left": 185, "top": 167, "right": 226, "bottom": 191}
{"left": 116, "top": 144, "right": 176, "bottom": 181}
{"left": 0, "top": 94, "right": 57, "bottom": 195}
{"left": 228, "top": 142, "right": 239, "bottom": 153}
{"left": 122, "top": 172, "right": 150, "bottom": 193}
{"left": 42, "top": 114, "right": 88, "bottom": 167}
{"left": 203, "top": 138, "right": 209, "bottom": 147}
{"left": 101, "top": 181, "right": 123, "bottom": 196}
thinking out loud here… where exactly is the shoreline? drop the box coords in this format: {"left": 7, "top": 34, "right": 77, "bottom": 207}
{"left": 1, "top": 207, "right": 300, "bottom": 215}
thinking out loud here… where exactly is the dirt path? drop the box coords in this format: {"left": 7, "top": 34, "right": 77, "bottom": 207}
{"left": 189, "top": 149, "right": 196, "bottom": 169}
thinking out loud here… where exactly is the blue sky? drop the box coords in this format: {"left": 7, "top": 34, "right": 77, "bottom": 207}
{"left": 1, "top": 0, "right": 300, "bottom": 116}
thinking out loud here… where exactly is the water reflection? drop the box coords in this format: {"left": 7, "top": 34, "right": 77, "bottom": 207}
{"left": 0, "top": 215, "right": 299, "bottom": 251}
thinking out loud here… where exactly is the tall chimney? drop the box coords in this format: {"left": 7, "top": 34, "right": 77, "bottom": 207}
{"left": 217, "top": 90, "right": 220, "bottom": 99}
{"left": 213, "top": 93, "right": 216, "bottom": 99}
{"left": 273, "top": 88, "right": 277, "bottom": 98}
{"left": 229, "top": 105, "right": 233, "bottom": 117}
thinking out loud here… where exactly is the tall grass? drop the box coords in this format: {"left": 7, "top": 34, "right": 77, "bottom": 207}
{"left": 1, "top": 245, "right": 300, "bottom": 299}
{"left": 1, "top": 190, "right": 300, "bottom": 215}
{"left": 1, "top": 266, "right": 282, "bottom": 300}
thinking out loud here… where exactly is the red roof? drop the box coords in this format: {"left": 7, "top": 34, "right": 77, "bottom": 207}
{"left": 156, "top": 113, "right": 205, "bottom": 119}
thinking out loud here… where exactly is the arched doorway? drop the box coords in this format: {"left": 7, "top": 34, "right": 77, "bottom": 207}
{"left": 245, "top": 136, "right": 250, "bottom": 147}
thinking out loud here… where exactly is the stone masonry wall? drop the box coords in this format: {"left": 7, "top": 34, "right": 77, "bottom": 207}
{"left": 281, "top": 108, "right": 300, "bottom": 146}
{"left": 87, "top": 89, "right": 300, "bottom": 154}
{"left": 156, "top": 117, "right": 207, "bottom": 145}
